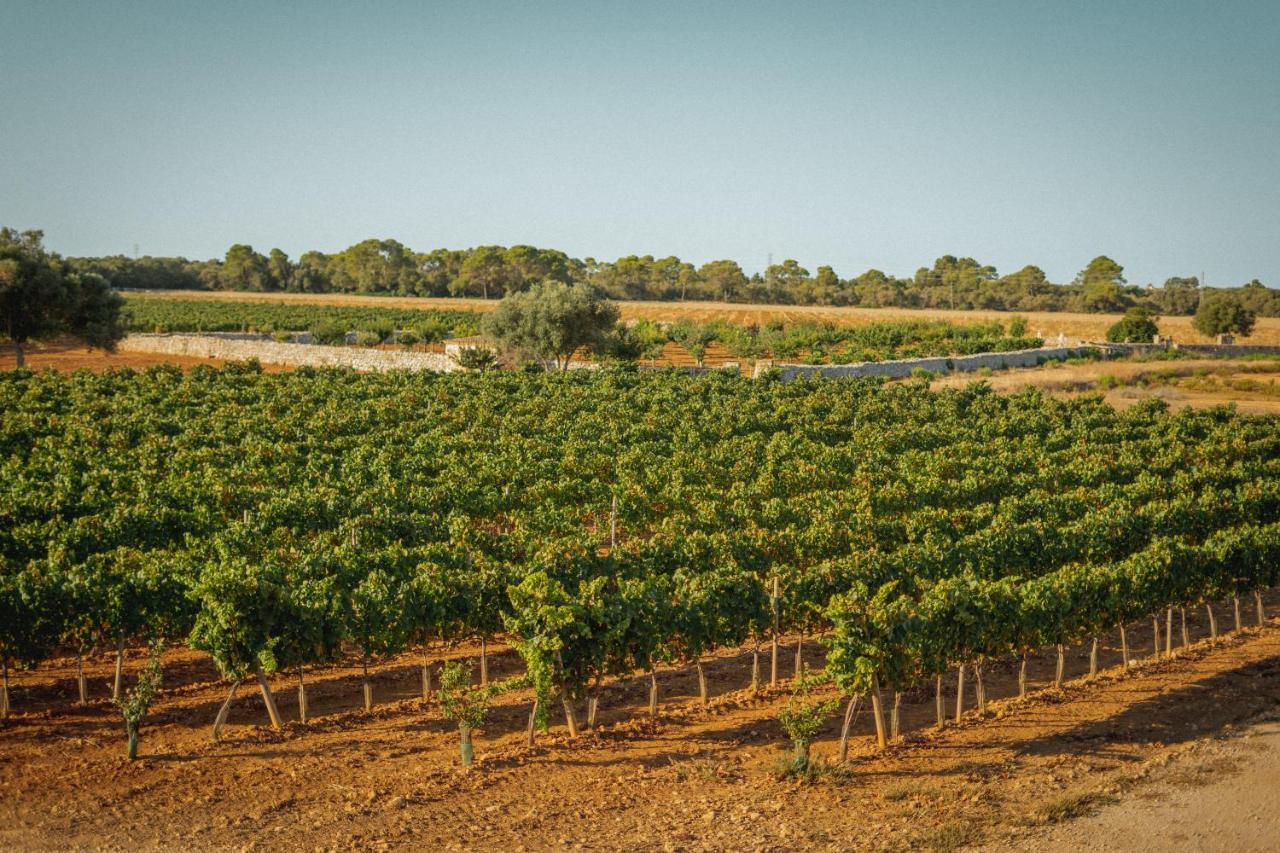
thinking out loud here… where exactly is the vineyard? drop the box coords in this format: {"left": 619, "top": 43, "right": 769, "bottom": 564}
{"left": 2, "top": 364, "right": 1278, "bottom": 771}
{"left": 120, "top": 294, "right": 1043, "bottom": 364}
{"left": 121, "top": 296, "right": 481, "bottom": 340}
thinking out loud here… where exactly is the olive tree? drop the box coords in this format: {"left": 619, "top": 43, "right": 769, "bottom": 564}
{"left": 1194, "top": 292, "right": 1256, "bottom": 338}
{"left": 482, "top": 281, "right": 619, "bottom": 370}
{"left": 0, "top": 228, "right": 124, "bottom": 368}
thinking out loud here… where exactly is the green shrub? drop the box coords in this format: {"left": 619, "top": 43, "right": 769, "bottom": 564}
{"left": 309, "top": 320, "right": 348, "bottom": 345}
{"left": 438, "top": 661, "right": 490, "bottom": 769}
{"left": 1107, "top": 308, "right": 1159, "bottom": 343}
{"left": 777, "top": 664, "right": 839, "bottom": 769}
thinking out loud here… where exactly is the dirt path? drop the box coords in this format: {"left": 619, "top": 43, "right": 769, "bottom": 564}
{"left": 1, "top": 598, "right": 1278, "bottom": 850}
{"left": 1004, "top": 718, "right": 1280, "bottom": 852}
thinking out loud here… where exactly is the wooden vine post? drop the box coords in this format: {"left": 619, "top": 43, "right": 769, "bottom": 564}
{"left": 769, "top": 577, "right": 779, "bottom": 688}
{"left": 112, "top": 636, "right": 126, "bottom": 703}
{"left": 76, "top": 650, "right": 88, "bottom": 706}
{"left": 869, "top": 674, "right": 887, "bottom": 750}
{"left": 297, "top": 667, "right": 308, "bottom": 724}
{"left": 253, "top": 665, "right": 283, "bottom": 729}
{"left": 211, "top": 681, "right": 240, "bottom": 740}
{"left": 838, "top": 695, "right": 861, "bottom": 761}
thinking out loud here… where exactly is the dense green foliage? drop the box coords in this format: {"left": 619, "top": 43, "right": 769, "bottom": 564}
{"left": 1, "top": 366, "right": 1277, "bottom": 732}
{"left": 60, "top": 237, "right": 1279, "bottom": 315}
{"left": 1, "top": 229, "right": 125, "bottom": 366}
{"left": 123, "top": 295, "right": 1043, "bottom": 364}
{"left": 122, "top": 296, "right": 479, "bottom": 338}
{"left": 482, "top": 281, "right": 620, "bottom": 369}
{"left": 1194, "top": 292, "right": 1258, "bottom": 338}
{"left": 1106, "top": 308, "right": 1160, "bottom": 343}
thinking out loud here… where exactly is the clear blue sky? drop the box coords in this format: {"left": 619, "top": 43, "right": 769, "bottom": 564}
{"left": 3, "top": 0, "right": 1278, "bottom": 285}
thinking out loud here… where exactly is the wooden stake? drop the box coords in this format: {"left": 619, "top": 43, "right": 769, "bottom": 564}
{"left": 587, "top": 694, "right": 599, "bottom": 730}
{"left": 1152, "top": 616, "right": 1160, "bottom": 661}
{"left": 526, "top": 697, "right": 539, "bottom": 746}
{"left": 890, "top": 691, "right": 902, "bottom": 739}
{"left": 479, "top": 638, "right": 488, "bottom": 687}
{"left": 562, "top": 696, "right": 578, "bottom": 737}
{"left": 362, "top": 655, "right": 373, "bottom": 711}
{"left": 212, "top": 681, "right": 239, "bottom": 740}
{"left": 254, "top": 666, "right": 283, "bottom": 729}
{"left": 297, "top": 667, "right": 308, "bottom": 724}
{"left": 696, "top": 659, "right": 708, "bottom": 706}
{"left": 1055, "top": 644, "right": 1065, "bottom": 688}
{"left": 1165, "top": 608, "right": 1174, "bottom": 658}
{"left": 77, "top": 650, "right": 88, "bottom": 706}
{"left": 648, "top": 666, "right": 658, "bottom": 716}
{"left": 954, "top": 663, "right": 965, "bottom": 723}
{"left": 770, "top": 577, "right": 779, "bottom": 688}
{"left": 1256, "top": 591, "right": 1266, "bottom": 627}
{"left": 794, "top": 631, "right": 803, "bottom": 676}
{"left": 1089, "top": 638, "right": 1098, "bottom": 678}
{"left": 421, "top": 654, "right": 432, "bottom": 700}
{"left": 1120, "top": 624, "right": 1130, "bottom": 668}
{"left": 1018, "top": 653, "right": 1028, "bottom": 698}
{"left": 1233, "top": 596, "right": 1242, "bottom": 633}
{"left": 974, "top": 658, "right": 986, "bottom": 713}
{"left": 1181, "top": 607, "right": 1189, "bottom": 648}
{"left": 751, "top": 642, "right": 760, "bottom": 694}
{"left": 112, "top": 636, "right": 125, "bottom": 702}
{"left": 935, "top": 675, "right": 945, "bottom": 728}
{"left": 839, "top": 695, "right": 860, "bottom": 761}
{"left": 1207, "top": 603, "right": 1218, "bottom": 644}
{"left": 870, "top": 675, "right": 887, "bottom": 750}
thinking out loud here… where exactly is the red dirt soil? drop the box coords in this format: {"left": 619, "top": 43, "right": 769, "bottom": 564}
{"left": 0, "top": 340, "right": 290, "bottom": 374}
{"left": 2, "top": 597, "right": 1278, "bottom": 851}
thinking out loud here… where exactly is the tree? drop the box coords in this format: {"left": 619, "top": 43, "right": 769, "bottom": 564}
{"left": 0, "top": 228, "right": 125, "bottom": 368}
{"left": 220, "top": 244, "right": 271, "bottom": 291}
{"left": 482, "top": 281, "right": 619, "bottom": 370}
{"left": 1194, "top": 292, "right": 1256, "bottom": 338}
{"left": 698, "top": 260, "right": 748, "bottom": 302}
{"left": 765, "top": 259, "right": 810, "bottom": 300}
{"left": 452, "top": 246, "right": 513, "bottom": 299}
{"left": 1106, "top": 308, "right": 1160, "bottom": 343}
{"left": 266, "top": 249, "right": 293, "bottom": 291}
{"left": 1075, "top": 256, "right": 1128, "bottom": 312}
{"left": 1158, "top": 276, "right": 1200, "bottom": 315}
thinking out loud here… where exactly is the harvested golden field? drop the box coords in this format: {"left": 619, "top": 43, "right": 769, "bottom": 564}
{"left": 126, "top": 290, "right": 1280, "bottom": 346}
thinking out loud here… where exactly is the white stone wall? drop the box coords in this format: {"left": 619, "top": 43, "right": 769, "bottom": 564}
{"left": 121, "top": 334, "right": 459, "bottom": 373}
{"left": 763, "top": 345, "right": 1112, "bottom": 381}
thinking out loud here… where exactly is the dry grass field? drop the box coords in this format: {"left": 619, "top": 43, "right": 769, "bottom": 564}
{"left": 126, "top": 290, "right": 1280, "bottom": 346}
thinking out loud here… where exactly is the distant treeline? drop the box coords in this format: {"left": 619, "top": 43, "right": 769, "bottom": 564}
{"left": 69, "top": 240, "right": 1280, "bottom": 316}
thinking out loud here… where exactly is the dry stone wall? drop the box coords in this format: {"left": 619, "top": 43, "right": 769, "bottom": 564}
{"left": 762, "top": 345, "right": 1111, "bottom": 381}
{"left": 122, "top": 333, "right": 459, "bottom": 372}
